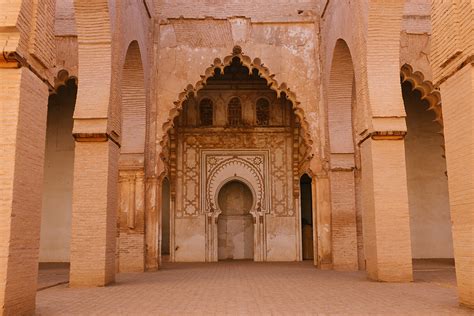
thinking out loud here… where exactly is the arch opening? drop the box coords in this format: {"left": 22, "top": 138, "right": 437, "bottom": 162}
{"left": 401, "top": 80, "right": 454, "bottom": 262}
{"left": 161, "top": 177, "right": 171, "bottom": 262}
{"left": 300, "top": 174, "right": 314, "bottom": 260}
{"left": 326, "top": 39, "right": 360, "bottom": 271}
{"left": 117, "top": 41, "right": 148, "bottom": 272}
{"left": 217, "top": 180, "right": 254, "bottom": 260}
{"left": 40, "top": 74, "right": 78, "bottom": 265}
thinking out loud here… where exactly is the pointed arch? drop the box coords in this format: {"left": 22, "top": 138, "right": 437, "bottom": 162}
{"left": 326, "top": 38, "right": 359, "bottom": 271}
{"left": 328, "top": 39, "right": 355, "bottom": 157}
{"left": 158, "top": 47, "right": 314, "bottom": 161}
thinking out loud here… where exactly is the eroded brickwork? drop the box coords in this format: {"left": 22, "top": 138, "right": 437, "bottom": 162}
{"left": 430, "top": 1, "right": 474, "bottom": 308}
{"left": 0, "top": 68, "right": 49, "bottom": 314}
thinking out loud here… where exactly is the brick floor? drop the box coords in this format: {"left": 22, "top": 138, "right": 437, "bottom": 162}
{"left": 36, "top": 261, "right": 472, "bottom": 315}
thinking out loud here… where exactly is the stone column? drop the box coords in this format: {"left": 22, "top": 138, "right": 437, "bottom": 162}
{"left": 314, "top": 175, "right": 332, "bottom": 269}
{"left": 70, "top": 138, "right": 119, "bottom": 287}
{"left": 360, "top": 135, "right": 413, "bottom": 282}
{"left": 0, "top": 67, "right": 49, "bottom": 314}
{"left": 439, "top": 65, "right": 474, "bottom": 308}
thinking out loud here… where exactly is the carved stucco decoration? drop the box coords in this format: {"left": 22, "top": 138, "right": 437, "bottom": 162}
{"left": 203, "top": 153, "right": 268, "bottom": 218}
{"left": 200, "top": 150, "right": 270, "bottom": 262}
{"left": 401, "top": 64, "right": 446, "bottom": 160}
{"left": 159, "top": 46, "right": 314, "bottom": 163}
{"left": 49, "top": 69, "right": 78, "bottom": 96}
{"left": 401, "top": 64, "right": 443, "bottom": 127}
{"left": 176, "top": 132, "right": 294, "bottom": 218}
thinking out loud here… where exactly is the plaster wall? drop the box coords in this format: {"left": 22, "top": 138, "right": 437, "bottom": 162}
{"left": 218, "top": 216, "right": 254, "bottom": 260}
{"left": 156, "top": 1, "right": 319, "bottom": 21}
{"left": 174, "top": 217, "right": 206, "bottom": 262}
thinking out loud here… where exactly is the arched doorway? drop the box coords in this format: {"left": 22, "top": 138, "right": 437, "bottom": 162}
{"left": 217, "top": 180, "right": 254, "bottom": 260}
{"left": 300, "top": 174, "right": 313, "bottom": 260}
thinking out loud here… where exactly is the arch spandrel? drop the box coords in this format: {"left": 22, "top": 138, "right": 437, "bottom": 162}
{"left": 158, "top": 47, "right": 314, "bottom": 166}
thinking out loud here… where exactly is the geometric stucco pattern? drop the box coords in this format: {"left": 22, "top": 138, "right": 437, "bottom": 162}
{"left": 174, "top": 132, "right": 295, "bottom": 218}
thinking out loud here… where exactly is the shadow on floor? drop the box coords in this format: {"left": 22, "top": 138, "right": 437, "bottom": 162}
{"left": 37, "top": 263, "right": 69, "bottom": 291}
{"left": 412, "top": 258, "right": 456, "bottom": 288}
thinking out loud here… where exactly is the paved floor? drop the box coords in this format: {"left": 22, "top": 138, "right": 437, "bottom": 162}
{"left": 37, "top": 263, "right": 70, "bottom": 291}
{"left": 36, "top": 260, "right": 471, "bottom": 315}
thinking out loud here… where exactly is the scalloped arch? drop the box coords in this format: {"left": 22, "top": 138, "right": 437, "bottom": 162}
{"left": 159, "top": 47, "right": 314, "bottom": 160}
{"left": 400, "top": 64, "right": 443, "bottom": 127}
{"left": 49, "top": 69, "right": 78, "bottom": 95}
{"left": 207, "top": 158, "right": 264, "bottom": 215}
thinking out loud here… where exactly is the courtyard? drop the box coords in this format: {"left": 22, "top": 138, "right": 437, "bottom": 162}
{"left": 36, "top": 260, "right": 471, "bottom": 315}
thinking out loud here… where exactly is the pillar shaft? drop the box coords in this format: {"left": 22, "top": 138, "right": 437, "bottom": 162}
{"left": 70, "top": 140, "right": 119, "bottom": 287}
{"left": 440, "top": 64, "right": 474, "bottom": 308}
{"left": 329, "top": 170, "right": 358, "bottom": 270}
{"left": 145, "top": 178, "right": 158, "bottom": 271}
{"left": 0, "top": 68, "right": 48, "bottom": 314}
{"left": 360, "top": 137, "right": 413, "bottom": 282}
{"left": 315, "top": 176, "right": 332, "bottom": 269}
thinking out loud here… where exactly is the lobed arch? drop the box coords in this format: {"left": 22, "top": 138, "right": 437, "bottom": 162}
{"left": 400, "top": 64, "right": 443, "bottom": 127}
{"left": 50, "top": 69, "right": 78, "bottom": 96}
{"left": 206, "top": 157, "right": 265, "bottom": 217}
{"left": 159, "top": 46, "right": 314, "bottom": 162}
{"left": 214, "top": 177, "right": 257, "bottom": 217}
